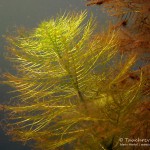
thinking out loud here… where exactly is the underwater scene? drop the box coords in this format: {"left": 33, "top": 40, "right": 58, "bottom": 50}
{"left": 0, "top": 0, "right": 150, "bottom": 150}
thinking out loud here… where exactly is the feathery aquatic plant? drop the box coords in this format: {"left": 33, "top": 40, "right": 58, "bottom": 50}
{"left": 2, "top": 11, "right": 148, "bottom": 150}
{"left": 87, "top": 1, "right": 150, "bottom": 149}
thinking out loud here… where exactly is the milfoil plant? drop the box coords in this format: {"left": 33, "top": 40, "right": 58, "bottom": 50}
{"left": 2, "top": 11, "right": 149, "bottom": 150}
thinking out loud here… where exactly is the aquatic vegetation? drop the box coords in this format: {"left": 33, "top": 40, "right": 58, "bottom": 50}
{"left": 2, "top": 10, "right": 149, "bottom": 150}
{"left": 87, "top": 0, "right": 150, "bottom": 59}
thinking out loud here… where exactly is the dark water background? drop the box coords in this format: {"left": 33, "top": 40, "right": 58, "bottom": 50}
{"left": 0, "top": 0, "right": 108, "bottom": 149}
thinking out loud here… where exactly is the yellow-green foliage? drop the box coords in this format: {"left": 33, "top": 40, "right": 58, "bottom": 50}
{"left": 3, "top": 11, "right": 148, "bottom": 150}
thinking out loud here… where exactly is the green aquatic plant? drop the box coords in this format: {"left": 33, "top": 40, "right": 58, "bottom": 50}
{"left": 2, "top": 11, "right": 148, "bottom": 150}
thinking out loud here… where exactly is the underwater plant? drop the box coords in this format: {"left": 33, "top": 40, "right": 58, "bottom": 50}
{"left": 1, "top": 10, "right": 149, "bottom": 150}
{"left": 87, "top": 0, "right": 150, "bottom": 58}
